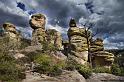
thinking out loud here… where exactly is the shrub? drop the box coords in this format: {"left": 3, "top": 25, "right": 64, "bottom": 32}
{"left": 93, "top": 66, "right": 111, "bottom": 73}
{"left": 34, "top": 54, "right": 64, "bottom": 76}
{"left": 77, "top": 65, "right": 92, "bottom": 79}
{"left": 49, "top": 65, "right": 62, "bottom": 76}
{"left": 0, "top": 59, "right": 25, "bottom": 82}
{"left": 120, "top": 67, "right": 124, "bottom": 76}
{"left": 111, "top": 64, "right": 121, "bottom": 76}
{"left": 64, "top": 58, "right": 78, "bottom": 71}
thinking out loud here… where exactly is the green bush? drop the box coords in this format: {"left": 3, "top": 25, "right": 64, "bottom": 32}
{"left": 111, "top": 64, "right": 121, "bottom": 76}
{"left": 49, "top": 65, "right": 62, "bottom": 76}
{"left": 64, "top": 58, "right": 78, "bottom": 71}
{"left": 120, "top": 67, "right": 124, "bottom": 76}
{"left": 93, "top": 66, "right": 111, "bottom": 73}
{"left": 0, "top": 58, "right": 25, "bottom": 82}
{"left": 34, "top": 54, "right": 63, "bottom": 76}
{"left": 77, "top": 65, "right": 92, "bottom": 79}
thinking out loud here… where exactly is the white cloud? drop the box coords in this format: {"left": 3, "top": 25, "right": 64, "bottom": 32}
{"left": 46, "top": 24, "right": 68, "bottom": 34}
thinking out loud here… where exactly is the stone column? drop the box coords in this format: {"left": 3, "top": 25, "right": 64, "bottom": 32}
{"left": 67, "top": 19, "right": 89, "bottom": 65}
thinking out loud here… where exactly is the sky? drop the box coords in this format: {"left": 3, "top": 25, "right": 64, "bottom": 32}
{"left": 0, "top": 0, "right": 124, "bottom": 49}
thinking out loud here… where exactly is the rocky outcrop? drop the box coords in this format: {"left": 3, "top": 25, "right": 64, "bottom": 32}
{"left": 90, "top": 38, "right": 104, "bottom": 52}
{"left": 29, "top": 14, "right": 46, "bottom": 46}
{"left": 91, "top": 38, "right": 114, "bottom": 68}
{"left": 46, "top": 29, "right": 62, "bottom": 50}
{"left": 29, "top": 14, "right": 63, "bottom": 50}
{"left": 2, "top": 23, "right": 20, "bottom": 48}
{"left": 67, "top": 19, "right": 90, "bottom": 65}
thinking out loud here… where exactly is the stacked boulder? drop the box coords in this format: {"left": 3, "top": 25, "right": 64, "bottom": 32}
{"left": 91, "top": 38, "right": 114, "bottom": 68}
{"left": 29, "top": 14, "right": 46, "bottom": 46}
{"left": 2, "top": 23, "right": 20, "bottom": 48}
{"left": 67, "top": 19, "right": 90, "bottom": 65}
{"left": 90, "top": 38, "right": 104, "bottom": 52}
{"left": 46, "top": 29, "right": 62, "bottom": 50}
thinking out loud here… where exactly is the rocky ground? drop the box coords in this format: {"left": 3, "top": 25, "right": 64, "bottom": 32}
{"left": 22, "top": 70, "right": 86, "bottom": 82}
{"left": 22, "top": 70, "right": 124, "bottom": 82}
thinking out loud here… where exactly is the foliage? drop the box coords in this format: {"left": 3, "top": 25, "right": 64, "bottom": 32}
{"left": 111, "top": 64, "right": 122, "bottom": 76}
{"left": 120, "top": 67, "right": 124, "bottom": 76}
{"left": 93, "top": 66, "right": 111, "bottom": 73}
{"left": 77, "top": 65, "right": 92, "bottom": 79}
{"left": 42, "top": 41, "right": 58, "bottom": 53}
{"left": 64, "top": 57, "right": 78, "bottom": 71}
{"left": 64, "top": 58, "right": 92, "bottom": 79}
{"left": 0, "top": 37, "right": 26, "bottom": 82}
{"left": 0, "top": 53, "right": 25, "bottom": 82}
{"left": 19, "top": 38, "right": 31, "bottom": 49}
{"left": 33, "top": 54, "right": 64, "bottom": 76}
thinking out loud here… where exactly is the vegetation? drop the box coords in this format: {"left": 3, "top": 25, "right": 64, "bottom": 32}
{"left": 77, "top": 65, "right": 92, "bottom": 79}
{"left": 111, "top": 64, "right": 124, "bottom": 76}
{"left": 33, "top": 54, "right": 64, "bottom": 76}
{"left": 93, "top": 66, "right": 111, "bottom": 73}
{"left": 0, "top": 37, "right": 25, "bottom": 82}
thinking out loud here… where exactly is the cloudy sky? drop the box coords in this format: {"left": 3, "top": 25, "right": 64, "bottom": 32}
{"left": 0, "top": 0, "right": 124, "bottom": 49}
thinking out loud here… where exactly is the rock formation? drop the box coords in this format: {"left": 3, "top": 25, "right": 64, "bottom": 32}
{"left": 29, "top": 13, "right": 46, "bottom": 46}
{"left": 46, "top": 29, "right": 62, "bottom": 50}
{"left": 90, "top": 38, "right": 104, "bottom": 52}
{"left": 67, "top": 19, "right": 90, "bottom": 65}
{"left": 91, "top": 38, "right": 114, "bottom": 68}
{"left": 2, "top": 23, "right": 20, "bottom": 48}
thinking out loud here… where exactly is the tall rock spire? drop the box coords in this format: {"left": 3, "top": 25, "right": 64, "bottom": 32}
{"left": 29, "top": 13, "right": 46, "bottom": 45}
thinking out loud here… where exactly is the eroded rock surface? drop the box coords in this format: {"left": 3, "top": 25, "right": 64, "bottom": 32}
{"left": 22, "top": 70, "right": 86, "bottom": 82}
{"left": 91, "top": 38, "right": 114, "bottom": 68}
{"left": 88, "top": 73, "right": 124, "bottom": 82}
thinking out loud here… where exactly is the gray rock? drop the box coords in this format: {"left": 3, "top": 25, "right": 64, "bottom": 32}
{"left": 22, "top": 70, "right": 86, "bottom": 82}
{"left": 88, "top": 73, "right": 124, "bottom": 81}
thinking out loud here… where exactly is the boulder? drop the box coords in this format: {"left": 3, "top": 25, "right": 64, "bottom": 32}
{"left": 90, "top": 38, "right": 104, "bottom": 52}
{"left": 29, "top": 13, "right": 46, "bottom": 29}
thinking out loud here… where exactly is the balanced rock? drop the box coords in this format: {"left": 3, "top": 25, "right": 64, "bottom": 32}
{"left": 46, "top": 29, "right": 62, "bottom": 50}
{"left": 67, "top": 19, "right": 90, "bottom": 65}
{"left": 90, "top": 38, "right": 104, "bottom": 52}
{"left": 29, "top": 14, "right": 46, "bottom": 45}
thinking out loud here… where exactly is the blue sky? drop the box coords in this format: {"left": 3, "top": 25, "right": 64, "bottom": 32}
{"left": 0, "top": 0, "right": 124, "bottom": 49}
